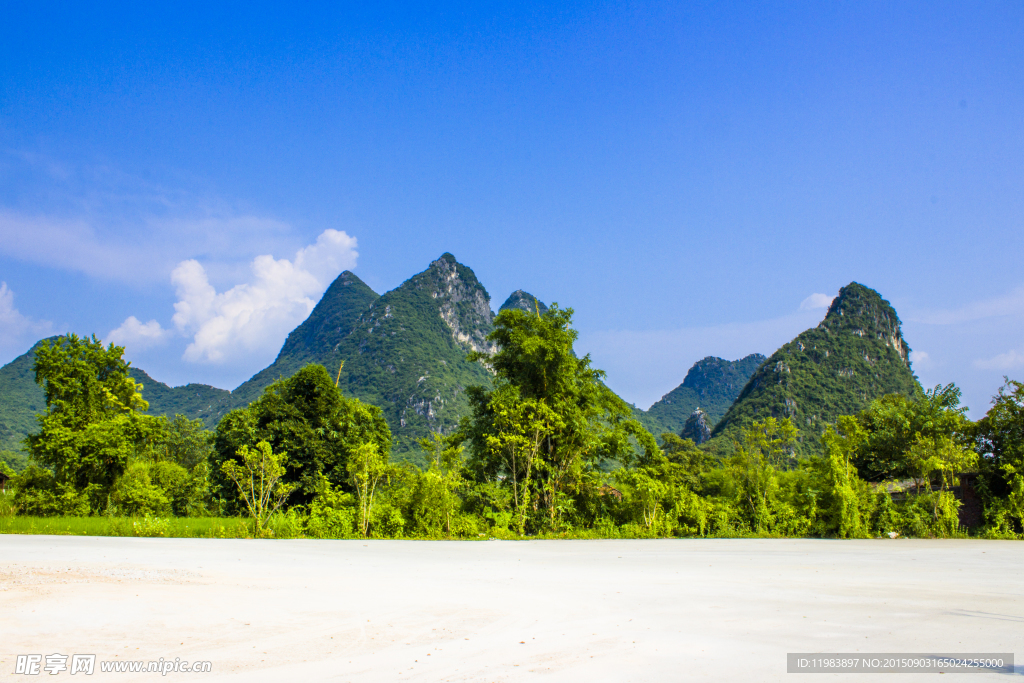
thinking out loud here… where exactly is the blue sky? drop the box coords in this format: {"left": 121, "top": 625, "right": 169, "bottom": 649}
{"left": 1, "top": 1, "right": 1022, "bottom": 415}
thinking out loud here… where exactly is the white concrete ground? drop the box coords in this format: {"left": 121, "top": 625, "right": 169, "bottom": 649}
{"left": 1, "top": 536, "right": 1021, "bottom": 682}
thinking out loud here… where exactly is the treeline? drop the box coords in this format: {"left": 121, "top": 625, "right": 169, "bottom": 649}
{"left": 2, "top": 306, "right": 1022, "bottom": 539}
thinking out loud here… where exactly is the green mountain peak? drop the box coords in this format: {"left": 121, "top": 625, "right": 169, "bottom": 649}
{"left": 325, "top": 254, "right": 495, "bottom": 460}
{"left": 230, "top": 269, "right": 379, "bottom": 406}
{"left": 708, "top": 282, "right": 920, "bottom": 456}
{"left": 817, "top": 282, "right": 911, "bottom": 364}
{"left": 499, "top": 290, "right": 549, "bottom": 315}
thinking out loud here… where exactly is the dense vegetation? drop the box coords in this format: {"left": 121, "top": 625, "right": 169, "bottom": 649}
{"left": 4, "top": 306, "right": 1021, "bottom": 540}
{"left": 0, "top": 255, "right": 765, "bottom": 466}
{"left": 709, "top": 283, "right": 921, "bottom": 457}
{"left": 0, "top": 339, "right": 50, "bottom": 457}
{"left": 0, "top": 340, "right": 233, "bottom": 462}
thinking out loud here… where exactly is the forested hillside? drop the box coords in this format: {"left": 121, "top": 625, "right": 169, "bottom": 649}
{"left": 708, "top": 283, "right": 921, "bottom": 456}
{"left": 230, "top": 270, "right": 381, "bottom": 406}
{"left": 326, "top": 253, "right": 497, "bottom": 460}
{"left": 0, "top": 339, "right": 48, "bottom": 455}
{"left": 637, "top": 354, "right": 766, "bottom": 436}
{"left": 0, "top": 339, "right": 232, "bottom": 458}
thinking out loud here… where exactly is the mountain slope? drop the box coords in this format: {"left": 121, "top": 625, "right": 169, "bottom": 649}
{"left": 636, "top": 354, "right": 766, "bottom": 436}
{"left": 330, "top": 254, "right": 496, "bottom": 461}
{"left": 0, "top": 339, "right": 50, "bottom": 453}
{"left": 0, "top": 339, "right": 234, "bottom": 454}
{"left": 500, "top": 290, "right": 548, "bottom": 315}
{"left": 231, "top": 270, "right": 380, "bottom": 406}
{"left": 708, "top": 283, "right": 921, "bottom": 456}
{"left": 129, "top": 369, "right": 234, "bottom": 427}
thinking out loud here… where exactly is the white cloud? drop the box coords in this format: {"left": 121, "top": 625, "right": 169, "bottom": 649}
{"left": 909, "top": 350, "right": 931, "bottom": 369}
{"left": 973, "top": 349, "right": 1024, "bottom": 371}
{"left": 0, "top": 212, "right": 154, "bottom": 281}
{"left": 169, "top": 229, "right": 358, "bottom": 363}
{"left": 294, "top": 229, "right": 360, "bottom": 283}
{"left": 800, "top": 293, "right": 834, "bottom": 310}
{"left": 107, "top": 316, "right": 170, "bottom": 350}
{"left": 0, "top": 282, "right": 52, "bottom": 355}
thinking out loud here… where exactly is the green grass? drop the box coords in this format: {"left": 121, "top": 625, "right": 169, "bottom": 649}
{"left": 0, "top": 515, "right": 253, "bottom": 538}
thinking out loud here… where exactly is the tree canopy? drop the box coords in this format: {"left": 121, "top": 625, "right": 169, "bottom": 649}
{"left": 23, "top": 334, "right": 163, "bottom": 512}
{"left": 213, "top": 364, "right": 392, "bottom": 507}
{"left": 460, "top": 304, "right": 658, "bottom": 532}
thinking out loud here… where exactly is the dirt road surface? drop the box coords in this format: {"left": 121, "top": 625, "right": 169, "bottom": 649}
{"left": 1, "top": 536, "right": 1021, "bottom": 681}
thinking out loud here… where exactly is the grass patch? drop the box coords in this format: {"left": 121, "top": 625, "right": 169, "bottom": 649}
{"left": 0, "top": 516, "right": 253, "bottom": 538}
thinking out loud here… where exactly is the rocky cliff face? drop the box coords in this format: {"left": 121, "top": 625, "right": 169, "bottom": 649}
{"left": 709, "top": 282, "right": 920, "bottom": 456}
{"left": 681, "top": 408, "right": 712, "bottom": 445}
{"left": 421, "top": 253, "right": 495, "bottom": 354}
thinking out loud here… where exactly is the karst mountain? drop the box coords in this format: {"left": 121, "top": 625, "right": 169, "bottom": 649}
{"left": 1, "top": 260, "right": 921, "bottom": 466}
{"left": 707, "top": 282, "right": 921, "bottom": 455}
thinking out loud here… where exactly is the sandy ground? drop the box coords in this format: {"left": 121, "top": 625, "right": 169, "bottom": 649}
{"left": 0, "top": 536, "right": 1021, "bottom": 682}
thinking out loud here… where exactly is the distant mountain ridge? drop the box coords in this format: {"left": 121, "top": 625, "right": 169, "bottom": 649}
{"left": 636, "top": 354, "right": 766, "bottom": 436}
{"left": 1, "top": 266, "right": 919, "bottom": 468}
{"left": 0, "top": 256, "right": 551, "bottom": 463}
{"left": 709, "top": 282, "right": 921, "bottom": 455}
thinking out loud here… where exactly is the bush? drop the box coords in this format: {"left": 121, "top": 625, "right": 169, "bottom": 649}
{"left": 110, "top": 516, "right": 171, "bottom": 537}
{"left": 305, "top": 478, "right": 357, "bottom": 538}
{"left": 110, "top": 463, "right": 171, "bottom": 516}
{"left": 12, "top": 465, "right": 92, "bottom": 516}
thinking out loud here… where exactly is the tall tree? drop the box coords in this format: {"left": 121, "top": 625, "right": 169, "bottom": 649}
{"left": 852, "top": 383, "right": 970, "bottom": 482}
{"left": 25, "top": 334, "right": 163, "bottom": 510}
{"left": 222, "top": 440, "right": 296, "bottom": 536}
{"left": 462, "top": 304, "right": 657, "bottom": 532}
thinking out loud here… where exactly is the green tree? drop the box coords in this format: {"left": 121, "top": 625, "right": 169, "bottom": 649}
{"left": 817, "top": 416, "right": 872, "bottom": 538}
{"left": 11, "top": 465, "right": 91, "bottom": 516}
{"left": 853, "top": 384, "right": 970, "bottom": 481}
{"left": 110, "top": 462, "right": 171, "bottom": 516}
{"left": 462, "top": 304, "right": 657, "bottom": 533}
{"left": 471, "top": 385, "right": 553, "bottom": 534}
{"left": 973, "top": 378, "right": 1024, "bottom": 532}
{"left": 346, "top": 442, "right": 391, "bottom": 537}
{"left": 660, "top": 433, "right": 716, "bottom": 490}
{"left": 213, "top": 364, "right": 392, "bottom": 509}
{"left": 160, "top": 414, "right": 214, "bottom": 470}
{"left": 25, "top": 334, "right": 163, "bottom": 511}
{"left": 222, "top": 440, "right": 296, "bottom": 536}
{"left": 411, "top": 432, "right": 468, "bottom": 536}
{"left": 728, "top": 417, "right": 798, "bottom": 533}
